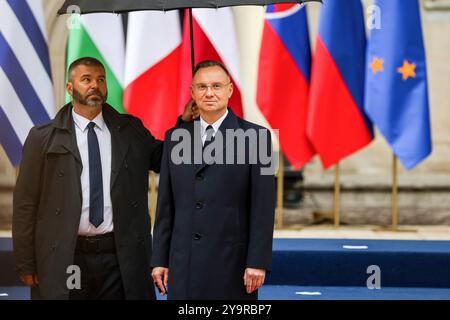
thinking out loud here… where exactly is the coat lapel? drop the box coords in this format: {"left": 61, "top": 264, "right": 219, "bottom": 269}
{"left": 195, "top": 108, "right": 240, "bottom": 174}
{"left": 189, "top": 119, "right": 204, "bottom": 174}
{"left": 50, "top": 103, "right": 82, "bottom": 163}
{"left": 49, "top": 103, "right": 82, "bottom": 201}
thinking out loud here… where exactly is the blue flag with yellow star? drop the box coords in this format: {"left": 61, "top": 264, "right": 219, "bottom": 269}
{"left": 364, "top": 0, "right": 432, "bottom": 170}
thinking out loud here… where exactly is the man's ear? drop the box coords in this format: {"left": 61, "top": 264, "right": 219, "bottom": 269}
{"left": 66, "top": 82, "right": 73, "bottom": 98}
{"left": 228, "top": 82, "right": 233, "bottom": 99}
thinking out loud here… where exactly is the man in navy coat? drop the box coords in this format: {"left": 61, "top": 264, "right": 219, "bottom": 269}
{"left": 151, "top": 60, "right": 276, "bottom": 300}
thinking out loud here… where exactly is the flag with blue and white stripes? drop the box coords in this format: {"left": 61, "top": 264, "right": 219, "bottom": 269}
{"left": 0, "top": 0, "right": 54, "bottom": 166}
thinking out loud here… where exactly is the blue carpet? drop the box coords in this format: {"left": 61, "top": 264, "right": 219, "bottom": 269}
{"left": 2, "top": 285, "right": 450, "bottom": 300}
{"left": 259, "top": 285, "right": 450, "bottom": 300}
{"left": 267, "top": 239, "right": 450, "bottom": 288}
{"left": 0, "top": 287, "right": 29, "bottom": 300}
{"left": 0, "top": 286, "right": 166, "bottom": 300}
{"left": 0, "top": 238, "right": 20, "bottom": 286}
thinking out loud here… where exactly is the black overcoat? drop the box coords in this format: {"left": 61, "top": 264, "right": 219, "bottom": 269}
{"left": 13, "top": 103, "right": 162, "bottom": 299}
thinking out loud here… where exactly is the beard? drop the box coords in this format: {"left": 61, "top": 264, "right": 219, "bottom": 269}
{"left": 72, "top": 88, "right": 107, "bottom": 107}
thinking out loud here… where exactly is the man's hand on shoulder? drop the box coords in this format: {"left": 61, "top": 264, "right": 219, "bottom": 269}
{"left": 181, "top": 99, "right": 200, "bottom": 122}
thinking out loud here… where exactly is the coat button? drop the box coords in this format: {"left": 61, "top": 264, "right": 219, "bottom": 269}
{"left": 196, "top": 202, "right": 204, "bottom": 209}
{"left": 131, "top": 201, "right": 138, "bottom": 208}
{"left": 196, "top": 173, "right": 204, "bottom": 181}
{"left": 55, "top": 208, "right": 61, "bottom": 215}
{"left": 193, "top": 233, "right": 202, "bottom": 240}
{"left": 58, "top": 170, "right": 64, "bottom": 177}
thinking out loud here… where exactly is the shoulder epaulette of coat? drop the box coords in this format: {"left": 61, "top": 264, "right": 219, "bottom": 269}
{"left": 34, "top": 121, "right": 53, "bottom": 131}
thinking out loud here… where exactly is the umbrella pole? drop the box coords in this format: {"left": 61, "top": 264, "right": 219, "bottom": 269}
{"left": 189, "top": 8, "right": 195, "bottom": 73}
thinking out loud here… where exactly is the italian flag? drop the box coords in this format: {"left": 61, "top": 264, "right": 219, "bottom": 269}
{"left": 124, "top": 11, "right": 182, "bottom": 140}
{"left": 66, "top": 13, "right": 125, "bottom": 113}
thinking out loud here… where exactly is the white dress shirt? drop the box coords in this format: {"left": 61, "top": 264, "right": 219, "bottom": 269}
{"left": 72, "top": 109, "right": 113, "bottom": 236}
{"left": 200, "top": 109, "right": 228, "bottom": 146}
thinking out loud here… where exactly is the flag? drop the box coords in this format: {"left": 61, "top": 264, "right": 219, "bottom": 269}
{"left": 365, "top": 0, "right": 431, "bottom": 170}
{"left": 179, "top": 8, "right": 243, "bottom": 118}
{"left": 66, "top": 13, "right": 125, "bottom": 113}
{"left": 124, "top": 11, "right": 182, "bottom": 140}
{"left": 257, "top": 4, "right": 315, "bottom": 170}
{"left": 0, "top": 0, "right": 54, "bottom": 166}
{"left": 307, "top": 0, "right": 373, "bottom": 169}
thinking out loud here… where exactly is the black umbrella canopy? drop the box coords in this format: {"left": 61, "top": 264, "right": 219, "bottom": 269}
{"left": 58, "top": 0, "right": 321, "bottom": 72}
{"left": 58, "top": 0, "right": 320, "bottom": 14}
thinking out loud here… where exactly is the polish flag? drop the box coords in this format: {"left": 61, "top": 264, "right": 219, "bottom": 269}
{"left": 178, "top": 8, "right": 243, "bottom": 117}
{"left": 124, "top": 11, "right": 182, "bottom": 140}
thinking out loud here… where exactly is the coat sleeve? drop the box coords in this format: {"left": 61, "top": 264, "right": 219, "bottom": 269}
{"left": 148, "top": 137, "right": 163, "bottom": 174}
{"left": 12, "top": 127, "right": 45, "bottom": 276}
{"left": 129, "top": 115, "right": 185, "bottom": 173}
{"left": 147, "top": 116, "right": 185, "bottom": 172}
{"left": 246, "top": 129, "right": 276, "bottom": 272}
{"left": 127, "top": 115, "right": 163, "bottom": 173}
{"left": 150, "top": 131, "right": 175, "bottom": 268}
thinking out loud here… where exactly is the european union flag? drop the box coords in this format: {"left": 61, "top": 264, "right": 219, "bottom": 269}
{"left": 364, "top": 0, "right": 432, "bottom": 170}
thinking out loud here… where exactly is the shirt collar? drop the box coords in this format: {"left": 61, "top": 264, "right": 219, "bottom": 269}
{"left": 72, "top": 108, "right": 106, "bottom": 132}
{"left": 200, "top": 109, "right": 228, "bottom": 137}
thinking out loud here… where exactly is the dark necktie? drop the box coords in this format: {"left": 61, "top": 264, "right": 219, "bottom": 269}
{"left": 87, "top": 122, "right": 104, "bottom": 227}
{"left": 203, "top": 125, "right": 215, "bottom": 149}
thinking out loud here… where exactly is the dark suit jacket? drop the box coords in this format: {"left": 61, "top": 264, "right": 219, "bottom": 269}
{"left": 151, "top": 109, "right": 276, "bottom": 300}
{"left": 13, "top": 103, "right": 162, "bottom": 299}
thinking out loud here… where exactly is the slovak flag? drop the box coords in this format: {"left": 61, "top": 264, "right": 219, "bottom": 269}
{"left": 307, "top": 0, "right": 373, "bottom": 169}
{"left": 124, "top": 11, "right": 182, "bottom": 140}
{"left": 178, "top": 8, "right": 243, "bottom": 118}
{"left": 257, "top": 4, "right": 315, "bottom": 170}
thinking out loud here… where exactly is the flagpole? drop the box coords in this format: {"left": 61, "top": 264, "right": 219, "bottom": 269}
{"left": 276, "top": 152, "right": 284, "bottom": 229}
{"left": 374, "top": 154, "right": 416, "bottom": 233}
{"left": 150, "top": 172, "right": 157, "bottom": 227}
{"left": 189, "top": 8, "right": 195, "bottom": 73}
{"left": 391, "top": 154, "right": 398, "bottom": 231}
{"left": 334, "top": 162, "right": 340, "bottom": 228}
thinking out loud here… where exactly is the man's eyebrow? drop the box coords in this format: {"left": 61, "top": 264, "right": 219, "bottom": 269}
{"left": 79, "top": 74, "right": 106, "bottom": 79}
